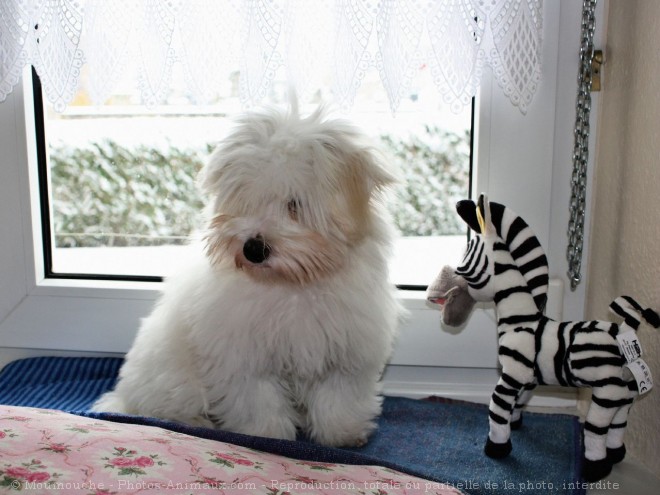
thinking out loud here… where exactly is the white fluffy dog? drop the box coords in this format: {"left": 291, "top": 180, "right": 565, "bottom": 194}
{"left": 92, "top": 104, "right": 402, "bottom": 447}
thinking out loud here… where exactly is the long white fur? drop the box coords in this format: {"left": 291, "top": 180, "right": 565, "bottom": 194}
{"left": 92, "top": 105, "right": 402, "bottom": 447}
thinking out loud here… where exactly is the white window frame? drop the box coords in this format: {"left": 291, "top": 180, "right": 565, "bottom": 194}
{"left": 0, "top": 2, "right": 605, "bottom": 405}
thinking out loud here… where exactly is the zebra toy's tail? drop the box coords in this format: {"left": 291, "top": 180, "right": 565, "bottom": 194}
{"left": 609, "top": 296, "right": 660, "bottom": 333}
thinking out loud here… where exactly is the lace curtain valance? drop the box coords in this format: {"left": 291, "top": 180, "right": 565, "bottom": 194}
{"left": 0, "top": 0, "right": 542, "bottom": 113}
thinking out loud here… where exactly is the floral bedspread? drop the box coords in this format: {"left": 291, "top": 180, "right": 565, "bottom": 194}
{"left": 0, "top": 406, "right": 464, "bottom": 494}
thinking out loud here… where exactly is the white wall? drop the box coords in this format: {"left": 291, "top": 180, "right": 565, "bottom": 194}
{"left": 587, "top": 0, "right": 660, "bottom": 478}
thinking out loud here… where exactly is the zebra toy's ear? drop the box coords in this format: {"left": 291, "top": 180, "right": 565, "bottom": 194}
{"left": 476, "top": 194, "right": 496, "bottom": 235}
{"left": 456, "top": 199, "right": 481, "bottom": 233}
{"left": 457, "top": 194, "right": 493, "bottom": 235}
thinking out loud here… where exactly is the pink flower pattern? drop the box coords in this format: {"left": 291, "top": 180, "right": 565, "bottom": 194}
{"left": 42, "top": 442, "right": 71, "bottom": 453}
{"left": 102, "top": 447, "right": 164, "bottom": 477}
{"left": 0, "top": 405, "right": 464, "bottom": 494}
{"left": 209, "top": 451, "right": 259, "bottom": 468}
{"left": 1, "top": 458, "right": 58, "bottom": 490}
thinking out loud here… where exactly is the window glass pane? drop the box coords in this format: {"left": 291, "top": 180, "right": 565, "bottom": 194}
{"left": 42, "top": 64, "right": 472, "bottom": 286}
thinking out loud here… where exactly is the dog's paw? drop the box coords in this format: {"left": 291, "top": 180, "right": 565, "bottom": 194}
{"left": 220, "top": 411, "right": 298, "bottom": 441}
{"left": 349, "top": 435, "right": 369, "bottom": 448}
{"left": 186, "top": 415, "right": 217, "bottom": 429}
{"left": 313, "top": 432, "right": 371, "bottom": 448}
{"left": 91, "top": 391, "right": 128, "bottom": 414}
{"left": 305, "top": 376, "right": 382, "bottom": 448}
{"left": 308, "top": 421, "right": 376, "bottom": 448}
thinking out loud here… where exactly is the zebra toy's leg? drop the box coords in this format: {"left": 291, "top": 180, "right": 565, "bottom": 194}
{"left": 599, "top": 296, "right": 659, "bottom": 469}
{"left": 486, "top": 330, "right": 536, "bottom": 458}
{"left": 485, "top": 374, "right": 528, "bottom": 458}
{"left": 511, "top": 384, "right": 536, "bottom": 430}
{"left": 605, "top": 387, "right": 636, "bottom": 465}
{"left": 582, "top": 386, "right": 634, "bottom": 482}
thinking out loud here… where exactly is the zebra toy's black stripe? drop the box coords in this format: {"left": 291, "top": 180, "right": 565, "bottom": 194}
{"left": 591, "top": 395, "right": 634, "bottom": 409}
{"left": 498, "top": 313, "right": 542, "bottom": 326}
{"left": 501, "top": 373, "right": 524, "bottom": 390}
{"left": 499, "top": 346, "right": 535, "bottom": 369}
{"left": 584, "top": 422, "right": 609, "bottom": 435}
{"left": 494, "top": 286, "right": 530, "bottom": 304}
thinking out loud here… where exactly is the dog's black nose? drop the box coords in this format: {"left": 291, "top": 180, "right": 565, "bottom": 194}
{"left": 243, "top": 235, "right": 270, "bottom": 264}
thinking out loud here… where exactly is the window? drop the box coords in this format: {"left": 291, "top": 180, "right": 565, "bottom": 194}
{"left": 37, "top": 66, "right": 472, "bottom": 287}
{"left": 0, "top": 1, "right": 597, "bottom": 402}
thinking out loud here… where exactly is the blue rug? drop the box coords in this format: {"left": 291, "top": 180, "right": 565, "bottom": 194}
{"left": 0, "top": 357, "right": 585, "bottom": 495}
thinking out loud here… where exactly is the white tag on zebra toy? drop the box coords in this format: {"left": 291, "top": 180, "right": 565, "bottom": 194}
{"left": 626, "top": 358, "right": 653, "bottom": 394}
{"left": 616, "top": 330, "right": 642, "bottom": 363}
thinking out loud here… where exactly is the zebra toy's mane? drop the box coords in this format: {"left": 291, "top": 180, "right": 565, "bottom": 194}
{"left": 456, "top": 196, "right": 549, "bottom": 312}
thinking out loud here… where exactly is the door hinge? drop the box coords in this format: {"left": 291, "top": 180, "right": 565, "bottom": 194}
{"left": 591, "top": 50, "right": 603, "bottom": 92}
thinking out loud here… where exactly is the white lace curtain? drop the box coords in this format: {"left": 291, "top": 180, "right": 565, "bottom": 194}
{"left": 0, "top": 0, "right": 543, "bottom": 113}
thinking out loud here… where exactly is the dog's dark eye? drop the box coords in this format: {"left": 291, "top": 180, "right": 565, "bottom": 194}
{"left": 287, "top": 199, "right": 300, "bottom": 220}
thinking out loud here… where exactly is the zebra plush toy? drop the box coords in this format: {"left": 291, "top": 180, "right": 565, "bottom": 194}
{"left": 427, "top": 194, "right": 659, "bottom": 482}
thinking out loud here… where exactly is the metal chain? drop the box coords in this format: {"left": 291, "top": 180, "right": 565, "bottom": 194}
{"left": 567, "top": 0, "right": 597, "bottom": 291}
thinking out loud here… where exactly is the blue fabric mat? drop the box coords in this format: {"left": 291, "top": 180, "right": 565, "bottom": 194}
{"left": 0, "top": 356, "right": 122, "bottom": 410}
{"left": 0, "top": 357, "right": 585, "bottom": 495}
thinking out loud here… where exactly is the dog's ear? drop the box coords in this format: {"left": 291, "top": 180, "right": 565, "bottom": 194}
{"left": 199, "top": 145, "right": 233, "bottom": 196}
{"left": 317, "top": 119, "right": 397, "bottom": 196}
{"left": 343, "top": 145, "right": 399, "bottom": 205}
{"left": 343, "top": 146, "right": 397, "bottom": 198}
{"left": 334, "top": 148, "right": 396, "bottom": 242}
